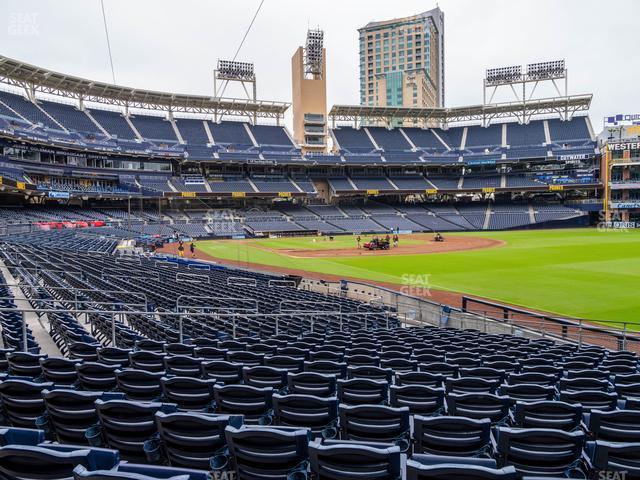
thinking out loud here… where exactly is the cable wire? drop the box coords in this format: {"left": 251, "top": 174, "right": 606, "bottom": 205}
{"left": 219, "top": 0, "right": 265, "bottom": 97}
{"left": 100, "top": 0, "right": 117, "bottom": 84}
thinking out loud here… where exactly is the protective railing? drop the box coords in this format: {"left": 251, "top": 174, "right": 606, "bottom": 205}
{"left": 300, "top": 277, "right": 640, "bottom": 352}
{"left": 0, "top": 305, "right": 399, "bottom": 352}
{"left": 462, "top": 296, "right": 640, "bottom": 353}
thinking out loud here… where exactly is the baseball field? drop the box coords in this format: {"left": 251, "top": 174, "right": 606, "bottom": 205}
{"left": 182, "top": 229, "right": 640, "bottom": 326}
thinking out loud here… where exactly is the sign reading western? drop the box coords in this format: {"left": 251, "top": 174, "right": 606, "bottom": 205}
{"left": 609, "top": 142, "right": 640, "bottom": 152}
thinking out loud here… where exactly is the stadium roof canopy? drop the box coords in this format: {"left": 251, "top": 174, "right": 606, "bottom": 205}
{"left": 329, "top": 94, "right": 593, "bottom": 126}
{"left": 0, "top": 55, "right": 289, "bottom": 118}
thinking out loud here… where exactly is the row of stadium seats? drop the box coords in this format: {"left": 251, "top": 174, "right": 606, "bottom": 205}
{"left": 0, "top": 226, "right": 637, "bottom": 479}
{"left": 0, "top": 90, "right": 596, "bottom": 165}
{"left": 0, "top": 202, "right": 587, "bottom": 238}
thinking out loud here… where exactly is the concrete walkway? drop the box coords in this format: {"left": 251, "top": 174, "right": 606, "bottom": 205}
{"left": 0, "top": 260, "right": 62, "bottom": 357}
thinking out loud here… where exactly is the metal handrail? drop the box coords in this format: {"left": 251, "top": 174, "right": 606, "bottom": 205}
{"left": 0, "top": 306, "right": 391, "bottom": 350}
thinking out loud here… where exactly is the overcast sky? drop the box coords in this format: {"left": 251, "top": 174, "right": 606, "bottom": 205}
{"left": 2, "top": 0, "right": 637, "bottom": 131}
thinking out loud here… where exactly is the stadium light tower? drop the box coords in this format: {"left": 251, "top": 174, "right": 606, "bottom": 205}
{"left": 304, "top": 29, "right": 324, "bottom": 79}
{"left": 483, "top": 59, "right": 568, "bottom": 124}
{"left": 292, "top": 28, "right": 328, "bottom": 154}
{"left": 214, "top": 59, "right": 257, "bottom": 122}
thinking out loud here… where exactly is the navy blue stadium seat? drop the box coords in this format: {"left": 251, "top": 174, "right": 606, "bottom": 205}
{"left": 498, "top": 384, "right": 556, "bottom": 405}
{"left": 73, "top": 463, "right": 210, "bottom": 480}
{"left": 585, "top": 440, "right": 640, "bottom": 479}
{"left": 0, "top": 426, "right": 45, "bottom": 446}
{"left": 272, "top": 393, "right": 338, "bottom": 437}
{"left": 76, "top": 362, "right": 119, "bottom": 391}
{"left": 0, "top": 443, "right": 119, "bottom": 480}
{"left": 445, "top": 377, "right": 501, "bottom": 395}
{"left": 337, "top": 378, "right": 389, "bottom": 406}
{"left": 149, "top": 410, "right": 243, "bottom": 470}
{"left": 339, "top": 404, "right": 410, "bottom": 451}
{"left": 304, "top": 361, "right": 347, "bottom": 378}
{"left": 136, "top": 340, "right": 166, "bottom": 353}
{"left": 559, "top": 390, "right": 619, "bottom": 412}
{"left": 41, "top": 389, "right": 124, "bottom": 444}
{"left": 583, "top": 409, "right": 640, "bottom": 442}
{"left": 163, "top": 343, "right": 196, "bottom": 357}
{"left": 224, "top": 425, "right": 310, "bottom": 480}
{"left": 0, "top": 379, "right": 53, "bottom": 428}
{"left": 160, "top": 377, "right": 217, "bottom": 411}
{"left": 202, "top": 361, "right": 243, "bottom": 384}
{"left": 407, "top": 455, "right": 518, "bottom": 480}
{"left": 226, "top": 351, "right": 264, "bottom": 367}
{"left": 287, "top": 372, "right": 337, "bottom": 396}
{"left": 347, "top": 365, "right": 393, "bottom": 383}
{"left": 97, "top": 347, "right": 131, "bottom": 367}
{"left": 129, "top": 351, "right": 167, "bottom": 373}
{"left": 264, "top": 355, "right": 304, "bottom": 373}
{"left": 116, "top": 369, "right": 164, "bottom": 401}
{"left": 213, "top": 384, "right": 273, "bottom": 424}
{"left": 308, "top": 439, "right": 401, "bottom": 480}
{"left": 511, "top": 401, "right": 582, "bottom": 431}
{"left": 559, "top": 377, "right": 609, "bottom": 392}
{"left": 194, "top": 347, "right": 227, "bottom": 361}
{"left": 495, "top": 427, "right": 586, "bottom": 477}
{"left": 459, "top": 367, "right": 507, "bottom": 383}
{"left": 446, "top": 393, "right": 510, "bottom": 424}
{"left": 413, "top": 415, "right": 492, "bottom": 457}
{"left": 39, "top": 357, "right": 81, "bottom": 385}
{"left": 395, "top": 371, "right": 443, "bottom": 387}
{"left": 163, "top": 356, "right": 204, "bottom": 378}
{"left": 7, "top": 352, "right": 46, "bottom": 377}
{"left": 68, "top": 343, "right": 100, "bottom": 363}
{"left": 389, "top": 385, "right": 445, "bottom": 415}
{"left": 242, "top": 365, "right": 288, "bottom": 390}
{"left": 92, "top": 399, "right": 177, "bottom": 462}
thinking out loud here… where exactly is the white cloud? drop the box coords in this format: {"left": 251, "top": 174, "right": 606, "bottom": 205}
{"left": 1, "top": 0, "right": 637, "bottom": 130}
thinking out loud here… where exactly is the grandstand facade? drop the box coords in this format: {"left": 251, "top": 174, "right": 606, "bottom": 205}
{"left": 601, "top": 126, "right": 640, "bottom": 227}
{"left": 0, "top": 53, "right": 601, "bottom": 238}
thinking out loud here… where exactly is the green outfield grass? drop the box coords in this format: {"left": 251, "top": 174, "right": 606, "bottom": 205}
{"left": 197, "top": 229, "right": 640, "bottom": 326}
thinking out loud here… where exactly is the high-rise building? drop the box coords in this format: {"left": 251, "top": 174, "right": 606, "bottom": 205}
{"left": 358, "top": 7, "right": 444, "bottom": 123}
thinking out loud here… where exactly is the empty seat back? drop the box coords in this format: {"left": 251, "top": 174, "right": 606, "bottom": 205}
{"left": 213, "top": 384, "right": 273, "bottom": 424}
{"left": 287, "top": 372, "right": 337, "bottom": 396}
{"left": 407, "top": 455, "right": 517, "bottom": 480}
{"left": 272, "top": 393, "right": 338, "bottom": 436}
{"left": 93, "top": 399, "right": 177, "bottom": 462}
{"left": 225, "top": 425, "right": 310, "bottom": 480}
{"left": 495, "top": 427, "right": 585, "bottom": 477}
{"left": 160, "top": 377, "right": 216, "bottom": 411}
{"left": 308, "top": 439, "right": 401, "bottom": 480}
{"left": 512, "top": 400, "right": 582, "bottom": 431}
{"left": 151, "top": 410, "right": 243, "bottom": 470}
{"left": 337, "top": 378, "right": 388, "bottom": 406}
{"left": 42, "top": 390, "right": 124, "bottom": 444}
{"left": 413, "top": 415, "right": 492, "bottom": 456}
{"left": 389, "top": 385, "right": 445, "bottom": 415}
{"left": 116, "top": 369, "right": 164, "bottom": 401}
{"left": 339, "top": 404, "right": 410, "bottom": 450}
{"left": 0, "top": 379, "right": 53, "bottom": 428}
